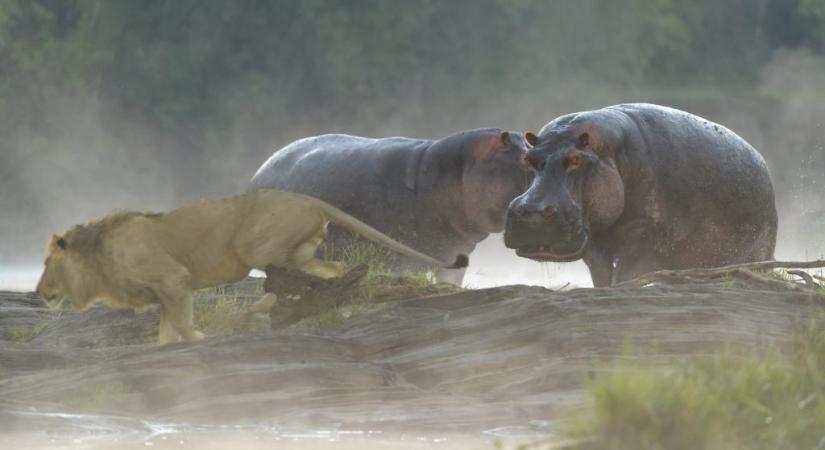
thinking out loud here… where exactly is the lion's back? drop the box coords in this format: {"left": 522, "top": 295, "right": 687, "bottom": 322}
{"left": 92, "top": 191, "right": 328, "bottom": 293}
{"left": 231, "top": 190, "right": 327, "bottom": 268}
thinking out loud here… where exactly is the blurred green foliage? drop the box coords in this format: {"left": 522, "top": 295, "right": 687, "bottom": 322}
{"left": 562, "top": 316, "right": 825, "bottom": 450}
{"left": 2, "top": 0, "right": 823, "bottom": 155}
{"left": 1, "top": 0, "right": 824, "bottom": 264}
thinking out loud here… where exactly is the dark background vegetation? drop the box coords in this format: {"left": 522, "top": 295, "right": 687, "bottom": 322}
{"left": 1, "top": 0, "right": 824, "bottom": 267}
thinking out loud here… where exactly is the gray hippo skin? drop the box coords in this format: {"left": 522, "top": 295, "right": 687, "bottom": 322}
{"left": 250, "top": 128, "right": 532, "bottom": 285}
{"left": 504, "top": 103, "right": 777, "bottom": 287}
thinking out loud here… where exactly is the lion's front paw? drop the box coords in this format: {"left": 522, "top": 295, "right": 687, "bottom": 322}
{"left": 158, "top": 331, "right": 182, "bottom": 346}
{"left": 188, "top": 330, "right": 206, "bottom": 342}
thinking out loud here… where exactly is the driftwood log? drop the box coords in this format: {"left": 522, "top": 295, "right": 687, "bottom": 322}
{"left": 618, "top": 259, "right": 825, "bottom": 292}
{"left": 261, "top": 264, "right": 461, "bottom": 329}
{"left": 262, "top": 263, "right": 369, "bottom": 329}
{"left": 261, "top": 260, "right": 824, "bottom": 329}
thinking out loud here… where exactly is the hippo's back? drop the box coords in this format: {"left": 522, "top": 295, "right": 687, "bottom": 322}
{"left": 614, "top": 103, "right": 777, "bottom": 262}
{"left": 249, "top": 133, "right": 432, "bottom": 238}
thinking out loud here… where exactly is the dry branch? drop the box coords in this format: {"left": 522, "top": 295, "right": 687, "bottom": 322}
{"left": 787, "top": 270, "right": 821, "bottom": 290}
{"left": 617, "top": 259, "right": 825, "bottom": 291}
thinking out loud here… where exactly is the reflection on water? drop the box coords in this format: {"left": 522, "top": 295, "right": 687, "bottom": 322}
{"left": 0, "top": 409, "right": 537, "bottom": 450}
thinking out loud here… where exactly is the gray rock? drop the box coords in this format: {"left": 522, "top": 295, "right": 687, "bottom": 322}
{"left": 0, "top": 282, "right": 820, "bottom": 436}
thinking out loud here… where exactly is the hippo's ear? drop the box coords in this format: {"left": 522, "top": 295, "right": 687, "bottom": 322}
{"left": 577, "top": 128, "right": 611, "bottom": 158}
{"left": 524, "top": 132, "right": 538, "bottom": 147}
{"left": 500, "top": 131, "right": 512, "bottom": 146}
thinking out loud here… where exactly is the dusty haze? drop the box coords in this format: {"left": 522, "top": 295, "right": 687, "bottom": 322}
{"left": 1, "top": 2, "right": 823, "bottom": 289}
{"left": 1, "top": 5, "right": 824, "bottom": 448}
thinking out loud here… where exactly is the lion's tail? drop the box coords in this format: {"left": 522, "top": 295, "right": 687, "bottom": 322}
{"left": 301, "top": 195, "right": 468, "bottom": 269}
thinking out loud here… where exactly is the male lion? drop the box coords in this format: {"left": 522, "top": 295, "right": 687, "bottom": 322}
{"left": 36, "top": 189, "right": 467, "bottom": 344}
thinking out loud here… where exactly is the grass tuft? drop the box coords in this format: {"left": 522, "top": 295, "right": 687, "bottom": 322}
{"left": 561, "top": 318, "right": 825, "bottom": 450}
{"left": 283, "top": 237, "right": 441, "bottom": 331}
{"left": 288, "top": 302, "right": 378, "bottom": 333}
{"left": 328, "top": 236, "right": 394, "bottom": 281}
{"left": 10, "top": 318, "right": 49, "bottom": 343}
{"left": 326, "top": 235, "right": 437, "bottom": 293}
{"left": 195, "top": 289, "right": 266, "bottom": 336}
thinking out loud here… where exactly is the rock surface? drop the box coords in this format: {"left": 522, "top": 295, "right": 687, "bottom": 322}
{"left": 0, "top": 281, "right": 822, "bottom": 443}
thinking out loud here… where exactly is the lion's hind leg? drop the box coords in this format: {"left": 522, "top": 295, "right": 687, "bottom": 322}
{"left": 291, "top": 220, "right": 346, "bottom": 279}
{"left": 300, "top": 259, "right": 345, "bottom": 279}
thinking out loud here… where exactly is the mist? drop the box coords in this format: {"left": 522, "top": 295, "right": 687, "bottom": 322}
{"left": 1, "top": 0, "right": 824, "bottom": 288}
{"left": 3, "top": 4, "right": 825, "bottom": 449}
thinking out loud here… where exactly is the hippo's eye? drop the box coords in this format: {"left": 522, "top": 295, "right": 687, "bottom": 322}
{"left": 565, "top": 150, "right": 590, "bottom": 172}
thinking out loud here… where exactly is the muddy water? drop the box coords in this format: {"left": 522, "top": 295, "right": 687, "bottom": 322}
{"left": 1, "top": 280, "right": 821, "bottom": 449}
{"left": 0, "top": 411, "right": 499, "bottom": 449}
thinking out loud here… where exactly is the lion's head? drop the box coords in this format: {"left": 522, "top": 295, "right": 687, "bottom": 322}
{"left": 36, "top": 225, "right": 105, "bottom": 310}
{"left": 36, "top": 234, "right": 73, "bottom": 309}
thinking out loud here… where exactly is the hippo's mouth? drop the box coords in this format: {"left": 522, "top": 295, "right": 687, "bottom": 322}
{"left": 515, "top": 235, "right": 589, "bottom": 262}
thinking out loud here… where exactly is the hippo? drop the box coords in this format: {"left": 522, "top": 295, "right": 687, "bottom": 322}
{"left": 504, "top": 103, "right": 777, "bottom": 287}
{"left": 249, "top": 128, "right": 532, "bottom": 284}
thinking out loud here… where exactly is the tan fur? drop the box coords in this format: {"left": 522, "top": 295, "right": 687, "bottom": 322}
{"left": 36, "top": 190, "right": 462, "bottom": 345}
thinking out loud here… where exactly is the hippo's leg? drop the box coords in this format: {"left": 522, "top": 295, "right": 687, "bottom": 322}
{"left": 613, "top": 250, "right": 663, "bottom": 285}
{"left": 583, "top": 247, "right": 614, "bottom": 287}
{"left": 435, "top": 267, "right": 466, "bottom": 286}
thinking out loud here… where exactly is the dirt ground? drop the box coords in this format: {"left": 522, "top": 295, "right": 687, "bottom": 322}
{"left": 1, "top": 278, "right": 822, "bottom": 449}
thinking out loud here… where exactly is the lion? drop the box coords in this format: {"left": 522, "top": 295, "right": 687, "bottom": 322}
{"left": 35, "top": 189, "right": 467, "bottom": 344}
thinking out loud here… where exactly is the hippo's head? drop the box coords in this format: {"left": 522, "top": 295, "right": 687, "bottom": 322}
{"left": 504, "top": 119, "right": 625, "bottom": 261}
{"left": 456, "top": 130, "right": 533, "bottom": 235}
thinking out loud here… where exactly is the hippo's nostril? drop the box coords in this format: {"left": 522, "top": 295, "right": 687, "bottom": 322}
{"left": 543, "top": 205, "right": 557, "bottom": 219}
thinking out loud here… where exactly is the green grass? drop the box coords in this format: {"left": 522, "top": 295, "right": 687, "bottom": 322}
{"left": 328, "top": 236, "right": 394, "bottom": 281}
{"left": 287, "top": 302, "right": 379, "bottom": 333}
{"left": 326, "top": 235, "right": 437, "bottom": 291}
{"left": 10, "top": 318, "right": 49, "bottom": 343}
{"left": 190, "top": 239, "right": 440, "bottom": 335}
{"left": 281, "top": 237, "right": 441, "bottom": 332}
{"left": 769, "top": 268, "right": 795, "bottom": 282}
{"left": 195, "top": 289, "right": 266, "bottom": 336}
{"left": 558, "top": 318, "right": 825, "bottom": 450}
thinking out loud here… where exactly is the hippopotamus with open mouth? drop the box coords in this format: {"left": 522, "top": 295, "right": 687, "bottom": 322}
{"left": 505, "top": 103, "right": 777, "bottom": 286}
{"left": 250, "top": 128, "right": 532, "bottom": 285}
